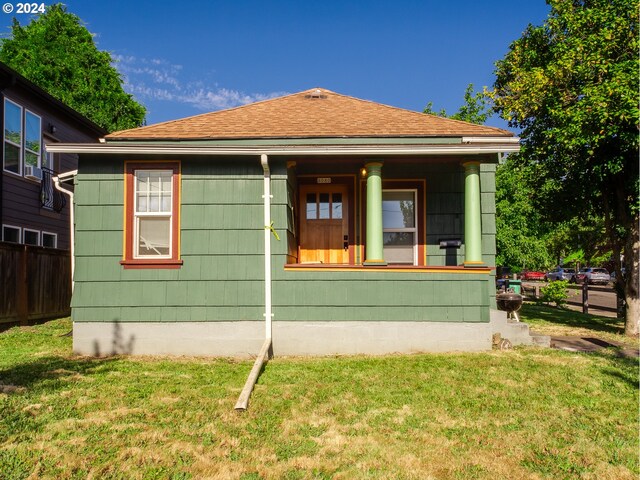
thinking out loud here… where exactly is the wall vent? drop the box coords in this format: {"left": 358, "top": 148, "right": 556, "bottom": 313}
{"left": 305, "top": 89, "right": 327, "bottom": 99}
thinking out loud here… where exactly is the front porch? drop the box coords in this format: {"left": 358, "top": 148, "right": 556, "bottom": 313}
{"left": 281, "top": 156, "right": 496, "bottom": 270}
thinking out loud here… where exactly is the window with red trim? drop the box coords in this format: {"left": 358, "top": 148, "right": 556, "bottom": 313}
{"left": 121, "top": 162, "right": 182, "bottom": 269}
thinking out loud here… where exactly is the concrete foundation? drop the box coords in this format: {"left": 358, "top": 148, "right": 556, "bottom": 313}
{"left": 73, "top": 320, "right": 494, "bottom": 357}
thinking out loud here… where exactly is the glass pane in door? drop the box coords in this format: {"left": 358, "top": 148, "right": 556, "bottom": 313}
{"left": 318, "top": 193, "right": 330, "bottom": 219}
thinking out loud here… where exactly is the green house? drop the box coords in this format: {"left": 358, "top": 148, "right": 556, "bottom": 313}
{"left": 50, "top": 88, "right": 542, "bottom": 356}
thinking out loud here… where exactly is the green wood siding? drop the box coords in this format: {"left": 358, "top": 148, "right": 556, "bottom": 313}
{"left": 480, "top": 163, "right": 498, "bottom": 309}
{"left": 72, "top": 156, "right": 284, "bottom": 323}
{"left": 480, "top": 163, "right": 497, "bottom": 268}
{"left": 273, "top": 261, "right": 490, "bottom": 322}
{"left": 72, "top": 156, "right": 497, "bottom": 325}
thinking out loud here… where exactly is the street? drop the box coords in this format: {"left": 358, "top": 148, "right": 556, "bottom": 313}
{"left": 522, "top": 283, "right": 620, "bottom": 318}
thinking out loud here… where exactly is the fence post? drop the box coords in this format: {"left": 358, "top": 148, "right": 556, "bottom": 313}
{"left": 581, "top": 281, "right": 589, "bottom": 315}
{"left": 616, "top": 288, "right": 625, "bottom": 319}
{"left": 17, "top": 245, "right": 29, "bottom": 325}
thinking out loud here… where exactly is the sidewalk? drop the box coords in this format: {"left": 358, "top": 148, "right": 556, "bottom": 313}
{"left": 550, "top": 335, "right": 639, "bottom": 358}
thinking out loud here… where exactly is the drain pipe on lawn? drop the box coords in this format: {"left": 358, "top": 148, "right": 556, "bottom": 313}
{"left": 53, "top": 170, "right": 78, "bottom": 293}
{"left": 235, "top": 154, "right": 273, "bottom": 411}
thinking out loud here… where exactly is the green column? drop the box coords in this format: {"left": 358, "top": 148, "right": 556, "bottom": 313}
{"left": 364, "top": 162, "right": 387, "bottom": 266}
{"left": 463, "top": 161, "right": 485, "bottom": 267}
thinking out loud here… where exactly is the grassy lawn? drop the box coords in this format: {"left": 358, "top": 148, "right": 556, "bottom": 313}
{"left": 0, "top": 317, "right": 638, "bottom": 479}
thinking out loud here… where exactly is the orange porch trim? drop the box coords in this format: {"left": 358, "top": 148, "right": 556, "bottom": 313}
{"left": 284, "top": 264, "right": 492, "bottom": 274}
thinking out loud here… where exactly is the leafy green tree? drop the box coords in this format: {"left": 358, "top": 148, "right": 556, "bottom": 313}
{"left": 423, "top": 84, "right": 492, "bottom": 124}
{"left": 490, "top": 0, "right": 639, "bottom": 335}
{"left": 0, "top": 4, "right": 146, "bottom": 132}
{"left": 495, "top": 157, "right": 553, "bottom": 271}
{"left": 424, "top": 85, "right": 553, "bottom": 271}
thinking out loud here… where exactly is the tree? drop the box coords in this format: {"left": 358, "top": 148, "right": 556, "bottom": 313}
{"left": 423, "top": 84, "right": 492, "bottom": 124}
{"left": 490, "top": 0, "right": 639, "bottom": 335}
{"left": 495, "top": 157, "right": 554, "bottom": 271}
{"left": 0, "top": 4, "right": 146, "bottom": 132}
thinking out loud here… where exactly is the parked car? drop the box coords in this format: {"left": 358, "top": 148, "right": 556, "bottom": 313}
{"left": 610, "top": 268, "right": 626, "bottom": 281}
{"left": 520, "top": 270, "right": 546, "bottom": 281}
{"left": 576, "top": 267, "right": 611, "bottom": 285}
{"left": 545, "top": 267, "right": 576, "bottom": 282}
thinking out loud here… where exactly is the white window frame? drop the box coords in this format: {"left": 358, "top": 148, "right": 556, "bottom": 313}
{"left": 2, "top": 224, "right": 21, "bottom": 243}
{"left": 3, "top": 98, "right": 23, "bottom": 176}
{"left": 42, "top": 231, "right": 58, "bottom": 248}
{"left": 382, "top": 189, "right": 418, "bottom": 265}
{"left": 133, "top": 169, "right": 174, "bottom": 259}
{"left": 2, "top": 98, "right": 42, "bottom": 177}
{"left": 23, "top": 228, "right": 40, "bottom": 246}
{"left": 24, "top": 108, "right": 42, "bottom": 169}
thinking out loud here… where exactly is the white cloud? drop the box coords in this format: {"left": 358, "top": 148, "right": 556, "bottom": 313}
{"left": 112, "top": 54, "right": 286, "bottom": 112}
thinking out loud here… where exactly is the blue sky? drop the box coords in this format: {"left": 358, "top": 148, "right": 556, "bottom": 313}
{"left": 0, "top": 1, "right": 550, "bottom": 130}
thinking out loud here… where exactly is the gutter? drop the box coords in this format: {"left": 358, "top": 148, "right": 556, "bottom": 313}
{"left": 46, "top": 142, "right": 520, "bottom": 156}
{"left": 52, "top": 170, "right": 78, "bottom": 292}
{"left": 234, "top": 154, "right": 273, "bottom": 411}
{"left": 461, "top": 136, "right": 520, "bottom": 144}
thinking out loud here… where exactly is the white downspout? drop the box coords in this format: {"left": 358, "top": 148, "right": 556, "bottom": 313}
{"left": 53, "top": 170, "right": 77, "bottom": 292}
{"left": 235, "top": 154, "right": 273, "bottom": 411}
{"left": 261, "top": 153, "right": 273, "bottom": 341}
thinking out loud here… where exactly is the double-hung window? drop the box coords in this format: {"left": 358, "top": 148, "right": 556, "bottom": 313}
{"left": 24, "top": 110, "right": 41, "bottom": 170}
{"left": 3, "top": 98, "right": 41, "bottom": 176}
{"left": 4, "top": 99, "right": 22, "bottom": 174}
{"left": 122, "top": 162, "right": 182, "bottom": 268}
{"left": 382, "top": 190, "right": 417, "bottom": 265}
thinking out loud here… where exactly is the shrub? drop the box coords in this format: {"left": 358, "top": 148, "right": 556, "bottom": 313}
{"left": 541, "top": 280, "right": 569, "bottom": 307}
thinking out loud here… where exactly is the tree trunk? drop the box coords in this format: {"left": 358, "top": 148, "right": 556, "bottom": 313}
{"left": 624, "top": 219, "right": 639, "bottom": 336}
{"left": 626, "top": 296, "right": 639, "bottom": 336}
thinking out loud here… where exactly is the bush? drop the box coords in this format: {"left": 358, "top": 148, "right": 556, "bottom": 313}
{"left": 541, "top": 280, "right": 569, "bottom": 307}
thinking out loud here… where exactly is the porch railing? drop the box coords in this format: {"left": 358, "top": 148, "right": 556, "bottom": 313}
{"left": 40, "top": 167, "right": 67, "bottom": 213}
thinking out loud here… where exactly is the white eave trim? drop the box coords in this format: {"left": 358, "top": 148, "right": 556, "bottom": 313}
{"left": 46, "top": 142, "right": 520, "bottom": 156}
{"left": 462, "top": 136, "right": 520, "bottom": 144}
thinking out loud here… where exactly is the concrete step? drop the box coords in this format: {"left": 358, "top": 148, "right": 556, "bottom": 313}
{"left": 530, "top": 333, "right": 551, "bottom": 347}
{"left": 490, "top": 309, "right": 549, "bottom": 347}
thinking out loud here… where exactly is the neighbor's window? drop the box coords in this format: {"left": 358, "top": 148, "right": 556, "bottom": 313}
{"left": 122, "top": 162, "right": 182, "bottom": 268}
{"left": 2, "top": 224, "right": 21, "bottom": 243}
{"left": 3, "top": 99, "right": 22, "bottom": 174}
{"left": 24, "top": 110, "right": 41, "bottom": 169}
{"left": 42, "top": 232, "right": 57, "bottom": 248}
{"left": 382, "top": 190, "right": 417, "bottom": 264}
{"left": 3, "top": 99, "right": 42, "bottom": 176}
{"left": 23, "top": 229, "right": 40, "bottom": 246}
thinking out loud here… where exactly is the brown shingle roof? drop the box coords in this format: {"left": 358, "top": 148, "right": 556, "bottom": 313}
{"left": 106, "top": 88, "right": 512, "bottom": 140}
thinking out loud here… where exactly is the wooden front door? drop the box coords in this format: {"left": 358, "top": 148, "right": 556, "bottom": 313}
{"left": 299, "top": 184, "right": 349, "bottom": 264}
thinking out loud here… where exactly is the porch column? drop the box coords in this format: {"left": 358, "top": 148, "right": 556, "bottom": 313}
{"left": 364, "top": 161, "right": 387, "bottom": 266}
{"left": 462, "top": 161, "right": 485, "bottom": 267}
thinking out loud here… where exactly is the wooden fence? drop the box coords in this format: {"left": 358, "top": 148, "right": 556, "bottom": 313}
{"left": 0, "top": 242, "right": 71, "bottom": 325}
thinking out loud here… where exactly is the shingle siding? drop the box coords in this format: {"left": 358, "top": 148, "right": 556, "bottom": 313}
{"left": 72, "top": 156, "right": 494, "bottom": 325}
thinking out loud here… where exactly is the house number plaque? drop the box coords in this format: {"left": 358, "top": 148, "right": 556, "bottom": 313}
{"left": 317, "top": 177, "right": 332, "bottom": 184}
